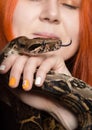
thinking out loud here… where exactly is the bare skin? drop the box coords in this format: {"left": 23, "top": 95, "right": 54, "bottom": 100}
{"left": 0, "top": 0, "right": 81, "bottom": 90}
{"left": 0, "top": 0, "right": 81, "bottom": 129}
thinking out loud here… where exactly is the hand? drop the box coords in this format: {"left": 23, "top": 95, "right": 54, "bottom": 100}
{"left": 0, "top": 48, "right": 71, "bottom": 91}
{"left": 0, "top": 46, "right": 77, "bottom": 130}
{"left": 13, "top": 89, "right": 78, "bottom": 130}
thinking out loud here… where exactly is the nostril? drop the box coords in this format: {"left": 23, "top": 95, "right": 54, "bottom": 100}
{"left": 40, "top": 16, "right": 60, "bottom": 24}
{"left": 44, "top": 17, "right": 50, "bottom": 21}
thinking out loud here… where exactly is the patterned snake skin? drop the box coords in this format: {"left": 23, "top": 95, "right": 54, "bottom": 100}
{"left": 0, "top": 36, "right": 92, "bottom": 130}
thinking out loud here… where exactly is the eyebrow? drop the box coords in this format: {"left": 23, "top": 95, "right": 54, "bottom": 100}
{"left": 62, "top": 0, "right": 81, "bottom": 6}
{"left": 71, "top": 0, "right": 81, "bottom": 4}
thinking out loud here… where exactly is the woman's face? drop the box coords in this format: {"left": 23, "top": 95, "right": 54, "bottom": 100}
{"left": 12, "top": 0, "right": 81, "bottom": 60}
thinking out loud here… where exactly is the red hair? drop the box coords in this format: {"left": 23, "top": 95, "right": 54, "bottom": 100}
{"left": 0, "top": 0, "right": 92, "bottom": 85}
{"left": 72, "top": 0, "right": 92, "bottom": 85}
{"left": 0, "top": 0, "right": 18, "bottom": 49}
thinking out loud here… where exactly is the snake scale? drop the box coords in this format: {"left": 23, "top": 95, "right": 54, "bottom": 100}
{"left": 0, "top": 36, "right": 92, "bottom": 130}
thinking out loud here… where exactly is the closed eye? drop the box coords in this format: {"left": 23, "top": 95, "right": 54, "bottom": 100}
{"left": 62, "top": 3, "right": 78, "bottom": 10}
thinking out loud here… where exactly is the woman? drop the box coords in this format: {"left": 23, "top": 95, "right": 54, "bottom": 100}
{"left": 0, "top": 0, "right": 92, "bottom": 129}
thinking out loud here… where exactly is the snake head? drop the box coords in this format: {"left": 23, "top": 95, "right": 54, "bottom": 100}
{"left": 0, "top": 36, "right": 72, "bottom": 60}
{"left": 17, "top": 37, "right": 72, "bottom": 55}
{"left": 19, "top": 37, "right": 63, "bottom": 55}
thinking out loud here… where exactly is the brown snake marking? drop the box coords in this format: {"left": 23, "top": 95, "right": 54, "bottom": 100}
{"left": 0, "top": 36, "right": 92, "bottom": 130}
{"left": 0, "top": 36, "right": 72, "bottom": 58}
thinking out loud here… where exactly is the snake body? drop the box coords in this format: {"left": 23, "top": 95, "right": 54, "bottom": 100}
{"left": 0, "top": 36, "right": 92, "bottom": 130}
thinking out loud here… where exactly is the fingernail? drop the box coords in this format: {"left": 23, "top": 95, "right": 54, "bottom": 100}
{"left": 35, "top": 77, "right": 41, "bottom": 86}
{"left": 22, "top": 80, "right": 30, "bottom": 90}
{"left": 0, "top": 65, "right": 6, "bottom": 71}
{"left": 9, "top": 77, "right": 16, "bottom": 87}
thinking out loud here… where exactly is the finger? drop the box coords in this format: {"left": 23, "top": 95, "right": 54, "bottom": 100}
{"left": 0, "top": 54, "right": 19, "bottom": 73}
{"left": 22, "top": 56, "right": 44, "bottom": 91}
{"left": 35, "top": 56, "right": 71, "bottom": 86}
{"left": 35, "top": 56, "right": 56, "bottom": 86}
{"left": 9, "top": 55, "right": 28, "bottom": 88}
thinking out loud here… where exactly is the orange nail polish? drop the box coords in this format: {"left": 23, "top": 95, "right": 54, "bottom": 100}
{"left": 22, "top": 80, "right": 30, "bottom": 90}
{"left": 9, "top": 77, "right": 16, "bottom": 87}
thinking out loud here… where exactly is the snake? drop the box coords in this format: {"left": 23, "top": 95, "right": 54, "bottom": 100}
{"left": 0, "top": 36, "right": 92, "bottom": 130}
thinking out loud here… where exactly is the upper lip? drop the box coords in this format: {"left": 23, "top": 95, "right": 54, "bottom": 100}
{"left": 33, "top": 32, "right": 59, "bottom": 39}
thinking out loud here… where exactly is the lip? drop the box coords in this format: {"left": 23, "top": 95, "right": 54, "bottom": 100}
{"left": 33, "top": 32, "right": 59, "bottom": 39}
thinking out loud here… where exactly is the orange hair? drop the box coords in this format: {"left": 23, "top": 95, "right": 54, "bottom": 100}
{"left": 72, "top": 0, "right": 92, "bottom": 85}
{"left": 0, "top": 0, "right": 18, "bottom": 49}
{"left": 0, "top": 0, "right": 92, "bottom": 85}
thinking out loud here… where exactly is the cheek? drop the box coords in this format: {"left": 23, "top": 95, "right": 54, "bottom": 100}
{"left": 12, "top": 1, "right": 33, "bottom": 37}
{"left": 58, "top": 24, "right": 79, "bottom": 60}
{"left": 62, "top": 11, "right": 80, "bottom": 42}
{"left": 59, "top": 39, "right": 79, "bottom": 60}
{"left": 62, "top": 20, "right": 79, "bottom": 60}
{"left": 65, "top": 27, "right": 79, "bottom": 60}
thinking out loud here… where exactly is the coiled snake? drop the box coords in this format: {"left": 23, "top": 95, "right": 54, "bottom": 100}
{"left": 0, "top": 36, "right": 92, "bottom": 130}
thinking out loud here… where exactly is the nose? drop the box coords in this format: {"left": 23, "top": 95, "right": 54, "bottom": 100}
{"left": 39, "top": 1, "right": 60, "bottom": 24}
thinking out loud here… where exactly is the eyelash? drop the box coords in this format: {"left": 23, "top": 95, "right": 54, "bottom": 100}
{"left": 62, "top": 3, "right": 78, "bottom": 10}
